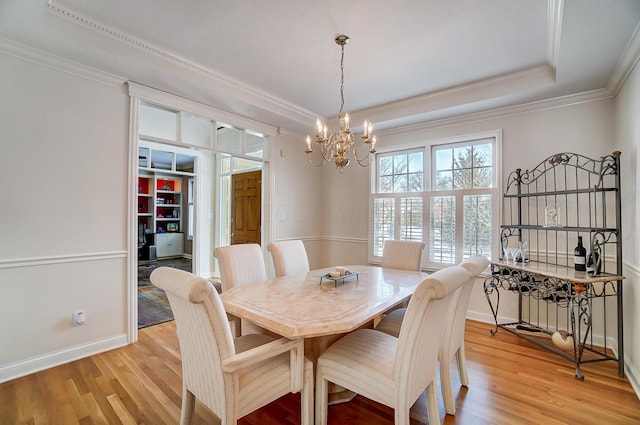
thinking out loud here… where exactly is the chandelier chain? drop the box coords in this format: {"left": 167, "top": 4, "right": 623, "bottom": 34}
{"left": 339, "top": 42, "right": 345, "bottom": 117}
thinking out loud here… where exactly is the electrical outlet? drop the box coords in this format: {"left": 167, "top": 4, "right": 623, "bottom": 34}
{"left": 72, "top": 310, "right": 86, "bottom": 327}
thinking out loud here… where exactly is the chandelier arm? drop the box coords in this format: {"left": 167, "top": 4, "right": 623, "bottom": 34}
{"left": 356, "top": 158, "right": 369, "bottom": 167}
{"left": 320, "top": 138, "right": 336, "bottom": 162}
{"left": 306, "top": 153, "right": 329, "bottom": 167}
{"left": 352, "top": 146, "right": 371, "bottom": 167}
{"left": 306, "top": 141, "right": 335, "bottom": 167}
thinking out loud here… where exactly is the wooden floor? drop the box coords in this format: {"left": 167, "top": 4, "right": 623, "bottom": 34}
{"left": 1, "top": 320, "right": 639, "bottom": 425}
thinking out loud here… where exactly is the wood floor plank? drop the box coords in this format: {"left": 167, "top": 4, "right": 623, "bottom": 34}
{"left": 63, "top": 378, "right": 90, "bottom": 421}
{"left": 81, "top": 392, "right": 110, "bottom": 425}
{"left": 106, "top": 393, "right": 138, "bottom": 425}
{"left": 1, "top": 319, "right": 639, "bottom": 425}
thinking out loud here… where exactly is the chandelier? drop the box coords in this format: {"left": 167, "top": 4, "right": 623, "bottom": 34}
{"left": 305, "top": 35, "right": 377, "bottom": 172}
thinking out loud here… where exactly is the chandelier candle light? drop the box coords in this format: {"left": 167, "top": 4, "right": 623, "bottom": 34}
{"left": 305, "top": 35, "right": 377, "bottom": 172}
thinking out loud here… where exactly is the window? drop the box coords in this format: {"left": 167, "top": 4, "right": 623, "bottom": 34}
{"left": 378, "top": 150, "right": 424, "bottom": 193}
{"left": 370, "top": 134, "right": 499, "bottom": 268}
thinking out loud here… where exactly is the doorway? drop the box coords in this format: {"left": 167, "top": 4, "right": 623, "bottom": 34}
{"left": 136, "top": 143, "right": 197, "bottom": 328}
{"left": 128, "top": 91, "right": 274, "bottom": 341}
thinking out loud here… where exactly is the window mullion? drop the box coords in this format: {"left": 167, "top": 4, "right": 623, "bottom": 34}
{"left": 422, "top": 192, "right": 429, "bottom": 265}
{"left": 394, "top": 196, "right": 401, "bottom": 242}
{"left": 455, "top": 192, "right": 465, "bottom": 264}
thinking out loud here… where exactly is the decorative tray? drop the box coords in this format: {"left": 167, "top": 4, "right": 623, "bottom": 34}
{"left": 318, "top": 271, "right": 360, "bottom": 287}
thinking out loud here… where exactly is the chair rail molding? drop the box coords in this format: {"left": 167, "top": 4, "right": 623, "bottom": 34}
{"left": 0, "top": 251, "right": 127, "bottom": 269}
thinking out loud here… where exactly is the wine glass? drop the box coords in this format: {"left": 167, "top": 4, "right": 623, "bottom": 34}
{"left": 502, "top": 246, "right": 510, "bottom": 262}
{"left": 519, "top": 241, "right": 528, "bottom": 263}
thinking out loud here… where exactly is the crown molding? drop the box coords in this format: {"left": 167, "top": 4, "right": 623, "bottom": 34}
{"left": 378, "top": 87, "right": 614, "bottom": 138}
{"left": 345, "top": 65, "right": 556, "bottom": 129}
{"left": 607, "top": 20, "right": 640, "bottom": 96}
{"left": 547, "top": 0, "right": 564, "bottom": 71}
{"left": 46, "top": 0, "right": 316, "bottom": 128}
{"left": 0, "top": 36, "right": 125, "bottom": 87}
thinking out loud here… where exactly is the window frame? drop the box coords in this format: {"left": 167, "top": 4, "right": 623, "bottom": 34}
{"left": 369, "top": 130, "right": 502, "bottom": 270}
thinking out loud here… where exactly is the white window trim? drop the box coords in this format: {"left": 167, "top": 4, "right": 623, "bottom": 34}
{"left": 368, "top": 130, "right": 503, "bottom": 269}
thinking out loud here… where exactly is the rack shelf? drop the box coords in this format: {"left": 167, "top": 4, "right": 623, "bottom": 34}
{"left": 484, "top": 151, "right": 625, "bottom": 379}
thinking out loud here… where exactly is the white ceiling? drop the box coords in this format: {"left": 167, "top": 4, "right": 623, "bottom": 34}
{"left": 2, "top": 0, "right": 640, "bottom": 134}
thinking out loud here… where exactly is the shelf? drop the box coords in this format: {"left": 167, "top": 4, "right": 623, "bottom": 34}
{"left": 500, "top": 224, "right": 618, "bottom": 233}
{"left": 503, "top": 187, "right": 617, "bottom": 198}
{"left": 137, "top": 171, "right": 185, "bottom": 235}
{"left": 491, "top": 260, "right": 624, "bottom": 285}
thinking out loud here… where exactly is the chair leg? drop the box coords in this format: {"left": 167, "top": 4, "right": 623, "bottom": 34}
{"left": 393, "top": 403, "right": 411, "bottom": 425}
{"left": 456, "top": 344, "right": 469, "bottom": 387}
{"left": 315, "top": 367, "right": 329, "bottom": 425}
{"left": 426, "top": 381, "right": 441, "bottom": 425}
{"left": 180, "top": 387, "right": 196, "bottom": 425}
{"left": 301, "top": 361, "right": 314, "bottom": 425}
{"left": 440, "top": 356, "right": 456, "bottom": 415}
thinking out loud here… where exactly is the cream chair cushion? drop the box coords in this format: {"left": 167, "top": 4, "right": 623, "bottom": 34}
{"left": 267, "top": 240, "right": 310, "bottom": 278}
{"left": 214, "top": 244, "right": 267, "bottom": 292}
{"left": 316, "top": 265, "right": 471, "bottom": 425}
{"left": 381, "top": 240, "right": 425, "bottom": 271}
{"left": 151, "top": 267, "right": 313, "bottom": 425}
{"left": 375, "top": 255, "right": 490, "bottom": 415}
{"left": 214, "top": 244, "right": 268, "bottom": 335}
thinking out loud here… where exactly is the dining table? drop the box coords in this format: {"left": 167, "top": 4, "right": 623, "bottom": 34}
{"left": 220, "top": 265, "right": 430, "bottom": 403}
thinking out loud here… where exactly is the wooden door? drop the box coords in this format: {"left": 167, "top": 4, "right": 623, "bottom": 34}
{"left": 231, "top": 170, "right": 261, "bottom": 245}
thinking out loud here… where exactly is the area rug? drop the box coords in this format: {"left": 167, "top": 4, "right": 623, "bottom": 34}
{"left": 138, "top": 258, "right": 192, "bottom": 328}
{"left": 138, "top": 257, "right": 192, "bottom": 288}
{"left": 138, "top": 287, "right": 174, "bottom": 328}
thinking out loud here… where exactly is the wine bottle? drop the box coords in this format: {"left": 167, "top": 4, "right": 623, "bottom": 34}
{"left": 574, "top": 236, "right": 586, "bottom": 271}
{"left": 586, "top": 249, "right": 600, "bottom": 275}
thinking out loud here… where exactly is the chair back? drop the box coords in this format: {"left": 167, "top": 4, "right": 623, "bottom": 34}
{"left": 394, "top": 265, "right": 471, "bottom": 404}
{"left": 267, "top": 240, "right": 310, "bottom": 277}
{"left": 150, "top": 267, "right": 235, "bottom": 416}
{"left": 381, "top": 240, "right": 425, "bottom": 271}
{"left": 214, "top": 244, "right": 267, "bottom": 292}
{"left": 445, "top": 255, "right": 490, "bottom": 354}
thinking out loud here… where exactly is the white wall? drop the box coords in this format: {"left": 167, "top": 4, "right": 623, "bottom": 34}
{"left": 0, "top": 50, "right": 130, "bottom": 381}
{"left": 614, "top": 61, "right": 640, "bottom": 392}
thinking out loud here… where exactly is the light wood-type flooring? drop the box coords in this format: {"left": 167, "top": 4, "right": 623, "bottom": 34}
{"left": 1, "top": 320, "right": 639, "bottom": 424}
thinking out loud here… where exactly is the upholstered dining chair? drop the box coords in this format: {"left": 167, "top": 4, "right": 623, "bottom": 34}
{"left": 375, "top": 255, "right": 490, "bottom": 415}
{"left": 315, "top": 265, "right": 472, "bottom": 425}
{"left": 214, "top": 244, "right": 268, "bottom": 336}
{"left": 381, "top": 240, "right": 426, "bottom": 271}
{"left": 381, "top": 240, "right": 426, "bottom": 310}
{"left": 267, "top": 239, "right": 310, "bottom": 278}
{"left": 150, "top": 267, "right": 313, "bottom": 425}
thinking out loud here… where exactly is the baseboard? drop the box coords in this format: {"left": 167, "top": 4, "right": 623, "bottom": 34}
{"left": 624, "top": 361, "right": 640, "bottom": 400}
{"left": 0, "top": 334, "right": 128, "bottom": 384}
{"left": 466, "top": 310, "right": 511, "bottom": 325}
